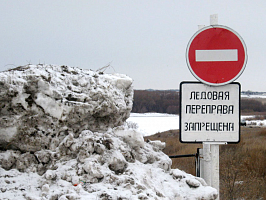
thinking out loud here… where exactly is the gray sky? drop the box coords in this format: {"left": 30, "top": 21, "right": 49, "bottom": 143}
{"left": 1, "top": 0, "right": 265, "bottom": 91}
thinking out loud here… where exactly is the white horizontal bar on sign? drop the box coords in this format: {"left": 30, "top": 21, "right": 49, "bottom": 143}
{"left": 196, "top": 49, "right": 238, "bottom": 62}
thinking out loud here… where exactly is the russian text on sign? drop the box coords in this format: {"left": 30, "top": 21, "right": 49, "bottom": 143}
{"left": 184, "top": 122, "right": 234, "bottom": 132}
{"left": 180, "top": 82, "right": 240, "bottom": 143}
{"left": 186, "top": 105, "right": 234, "bottom": 114}
{"left": 189, "top": 91, "right": 229, "bottom": 100}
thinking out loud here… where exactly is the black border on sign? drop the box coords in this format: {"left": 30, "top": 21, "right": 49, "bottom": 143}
{"left": 179, "top": 81, "right": 241, "bottom": 144}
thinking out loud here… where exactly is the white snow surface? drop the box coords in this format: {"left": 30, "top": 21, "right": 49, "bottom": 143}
{"left": 0, "top": 65, "right": 218, "bottom": 200}
{"left": 241, "top": 115, "right": 266, "bottom": 126}
{"left": 127, "top": 113, "right": 179, "bottom": 136}
{"left": 241, "top": 94, "right": 266, "bottom": 98}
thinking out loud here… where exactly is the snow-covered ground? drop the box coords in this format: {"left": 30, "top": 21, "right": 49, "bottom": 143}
{"left": 241, "top": 94, "right": 266, "bottom": 98}
{"left": 241, "top": 115, "right": 266, "bottom": 126}
{"left": 127, "top": 113, "right": 266, "bottom": 136}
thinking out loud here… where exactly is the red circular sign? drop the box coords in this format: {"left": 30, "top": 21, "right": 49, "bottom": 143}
{"left": 186, "top": 25, "right": 247, "bottom": 86}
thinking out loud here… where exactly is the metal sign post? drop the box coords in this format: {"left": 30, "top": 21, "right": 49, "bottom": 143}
{"left": 201, "top": 142, "right": 226, "bottom": 196}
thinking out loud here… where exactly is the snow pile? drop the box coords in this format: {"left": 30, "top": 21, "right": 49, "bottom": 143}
{"left": 0, "top": 128, "right": 217, "bottom": 199}
{"left": 0, "top": 65, "right": 217, "bottom": 199}
{"left": 0, "top": 64, "right": 133, "bottom": 152}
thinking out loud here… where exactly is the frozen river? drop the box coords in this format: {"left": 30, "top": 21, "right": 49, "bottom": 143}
{"left": 127, "top": 113, "right": 179, "bottom": 136}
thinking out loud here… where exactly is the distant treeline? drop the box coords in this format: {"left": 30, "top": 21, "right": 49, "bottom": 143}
{"left": 241, "top": 91, "right": 266, "bottom": 96}
{"left": 241, "top": 99, "right": 266, "bottom": 113}
{"left": 132, "top": 90, "right": 179, "bottom": 114}
{"left": 132, "top": 90, "right": 266, "bottom": 114}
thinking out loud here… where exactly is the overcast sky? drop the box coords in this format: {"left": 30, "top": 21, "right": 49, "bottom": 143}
{"left": 1, "top": 0, "right": 265, "bottom": 91}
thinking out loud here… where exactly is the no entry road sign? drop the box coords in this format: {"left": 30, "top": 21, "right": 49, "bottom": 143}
{"left": 186, "top": 25, "right": 247, "bottom": 86}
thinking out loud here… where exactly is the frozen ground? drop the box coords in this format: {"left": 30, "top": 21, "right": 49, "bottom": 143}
{"left": 127, "top": 113, "right": 266, "bottom": 136}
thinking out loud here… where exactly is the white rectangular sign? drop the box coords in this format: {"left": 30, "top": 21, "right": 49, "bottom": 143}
{"left": 180, "top": 82, "right": 240, "bottom": 143}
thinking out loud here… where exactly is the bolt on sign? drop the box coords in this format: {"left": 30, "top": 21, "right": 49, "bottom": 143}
{"left": 180, "top": 82, "right": 240, "bottom": 143}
